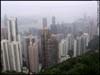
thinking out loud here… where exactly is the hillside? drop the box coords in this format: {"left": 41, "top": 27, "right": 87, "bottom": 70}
{"left": 39, "top": 50, "right": 99, "bottom": 75}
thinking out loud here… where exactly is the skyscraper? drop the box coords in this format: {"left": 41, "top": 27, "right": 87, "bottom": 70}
{"left": 10, "top": 41, "right": 22, "bottom": 72}
{"left": 81, "top": 33, "right": 89, "bottom": 54}
{"left": 47, "top": 34, "right": 59, "bottom": 67}
{"left": 7, "top": 17, "right": 18, "bottom": 41}
{"left": 67, "top": 33, "right": 74, "bottom": 52}
{"left": 1, "top": 40, "right": 10, "bottom": 71}
{"left": 50, "top": 16, "right": 57, "bottom": 34}
{"left": 73, "top": 33, "right": 89, "bottom": 57}
{"left": 52, "top": 16, "right": 55, "bottom": 25}
{"left": 1, "top": 17, "right": 22, "bottom": 72}
{"left": 28, "top": 34, "right": 39, "bottom": 73}
{"left": 22, "top": 36, "right": 30, "bottom": 68}
{"left": 73, "top": 39, "right": 77, "bottom": 57}
{"left": 76, "top": 36, "right": 82, "bottom": 56}
{"left": 97, "top": 24, "right": 99, "bottom": 36}
{"left": 42, "top": 18, "right": 47, "bottom": 29}
{"left": 59, "top": 37, "right": 71, "bottom": 63}
{"left": 41, "top": 18, "right": 51, "bottom": 69}
{"left": 59, "top": 39, "right": 68, "bottom": 62}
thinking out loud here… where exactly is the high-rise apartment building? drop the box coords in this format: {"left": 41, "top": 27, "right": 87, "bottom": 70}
{"left": 59, "top": 38, "right": 70, "bottom": 63}
{"left": 1, "top": 17, "right": 22, "bottom": 72}
{"left": 73, "top": 39, "right": 77, "bottom": 57}
{"left": 7, "top": 17, "right": 18, "bottom": 41}
{"left": 81, "top": 33, "right": 89, "bottom": 54}
{"left": 73, "top": 33, "right": 89, "bottom": 57}
{"left": 67, "top": 34, "right": 74, "bottom": 51}
{"left": 1, "top": 40, "right": 10, "bottom": 71}
{"left": 10, "top": 41, "right": 22, "bottom": 72}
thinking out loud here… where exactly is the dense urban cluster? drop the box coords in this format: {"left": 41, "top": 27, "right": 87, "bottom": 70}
{"left": 1, "top": 14, "right": 99, "bottom": 74}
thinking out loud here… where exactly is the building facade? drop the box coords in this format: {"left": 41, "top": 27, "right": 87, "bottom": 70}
{"left": 41, "top": 18, "right": 51, "bottom": 69}
{"left": 28, "top": 35, "right": 39, "bottom": 73}
{"left": 47, "top": 34, "right": 59, "bottom": 67}
{"left": 1, "top": 17, "right": 22, "bottom": 72}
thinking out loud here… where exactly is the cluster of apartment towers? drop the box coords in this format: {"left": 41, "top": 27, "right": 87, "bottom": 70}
{"left": 1, "top": 15, "right": 99, "bottom": 74}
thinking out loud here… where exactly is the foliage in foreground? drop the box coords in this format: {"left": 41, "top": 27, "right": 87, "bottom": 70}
{"left": 39, "top": 50, "right": 99, "bottom": 75}
{"left": 1, "top": 71, "right": 27, "bottom": 75}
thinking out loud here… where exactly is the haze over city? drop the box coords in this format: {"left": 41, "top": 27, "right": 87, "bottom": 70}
{"left": 1, "top": 1, "right": 97, "bottom": 29}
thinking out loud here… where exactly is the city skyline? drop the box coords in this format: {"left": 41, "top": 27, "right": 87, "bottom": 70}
{"left": 1, "top": 1, "right": 99, "bottom": 74}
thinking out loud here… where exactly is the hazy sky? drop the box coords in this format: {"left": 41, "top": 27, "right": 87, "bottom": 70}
{"left": 1, "top": 1, "right": 97, "bottom": 29}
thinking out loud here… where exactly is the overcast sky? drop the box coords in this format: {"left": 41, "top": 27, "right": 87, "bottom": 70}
{"left": 1, "top": 1, "right": 97, "bottom": 29}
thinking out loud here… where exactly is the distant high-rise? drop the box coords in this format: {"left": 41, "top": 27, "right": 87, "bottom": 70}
{"left": 4, "top": 14, "right": 8, "bottom": 27}
{"left": 47, "top": 34, "right": 59, "bottom": 67}
{"left": 97, "top": 1, "right": 99, "bottom": 36}
{"left": 42, "top": 18, "right": 47, "bottom": 29}
{"left": 1, "top": 15, "right": 8, "bottom": 40}
{"left": 52, "top": 16, "right": 56, "bottom": 25}
{"left": 73, "top": 39, "right": 77, "bottom": 57}
{"left": 97, "top": 25, "right": 99, "bottom": 36}
{"left": 59, "top": 39, "right": 68, "bottom": 62}
{"left": 50, "top": 16, "right": 57, "bottom": 34}
{"left": 1, "top": 27, "right": 8, "bottom": 40}
{"left": 67, "top": 34, "right": 74, "bottom": 51}
{"left": 88, "top": 19, "right": 96, "bottom": 40}
{"left": 22, "top": 36, "right": 30, "bottom": 68}
{"left": 76, "top": 36, "right": 82, "bottom": 56}
{"left": 41, "top": 18, "right": 51, "bottom": 69}
{"left": 74, "top": 33, "right": 89, "bottom": 56}
{"left": 81, "top": 33, "right": 89, "bottom": 54}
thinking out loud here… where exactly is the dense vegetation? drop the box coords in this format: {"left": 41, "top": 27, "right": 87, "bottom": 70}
{"left": 1, "top": 71, "right": 27, "bottom": 75}
{"left": 39, "top": 50, "right": 99, "bottom": 75}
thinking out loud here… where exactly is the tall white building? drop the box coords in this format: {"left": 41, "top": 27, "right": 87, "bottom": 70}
{"left": 59, "top": 33, "right": 74, "bottom": 62}
{"left": 73, "top": 39, "right": 77, "bottom": 57}
{"left": 97, "top": 25, "right": 99, "bottom": 36}
{"left": 67, "top": 34, "right": 74, "bottom": 51}
{"left": 59, "top": 39, "right": 70, "bottom": 63}
{"left": 1, "top": 40, "right": 10, "bottom": 71}
{"left": 81, "top": 33, "right": 89, "bottom": 54}
{"left": 73, "top": 33, "right": 89, "bottom": 57}
{"left": 1, "top": 17, "right": 22, "bottom": 72}
{"left": 76, "top": 36, "right": 82, "bottom": 56}
{"left": 7, "top": 17, "right": 18, "bottom": 42}
{"left": 10, "top": 41, "right": 22, "bottom": 72}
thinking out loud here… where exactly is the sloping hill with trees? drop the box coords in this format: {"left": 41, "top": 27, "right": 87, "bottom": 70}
{"left": 39, "top": 50, "right": 99, "bottom": 75}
